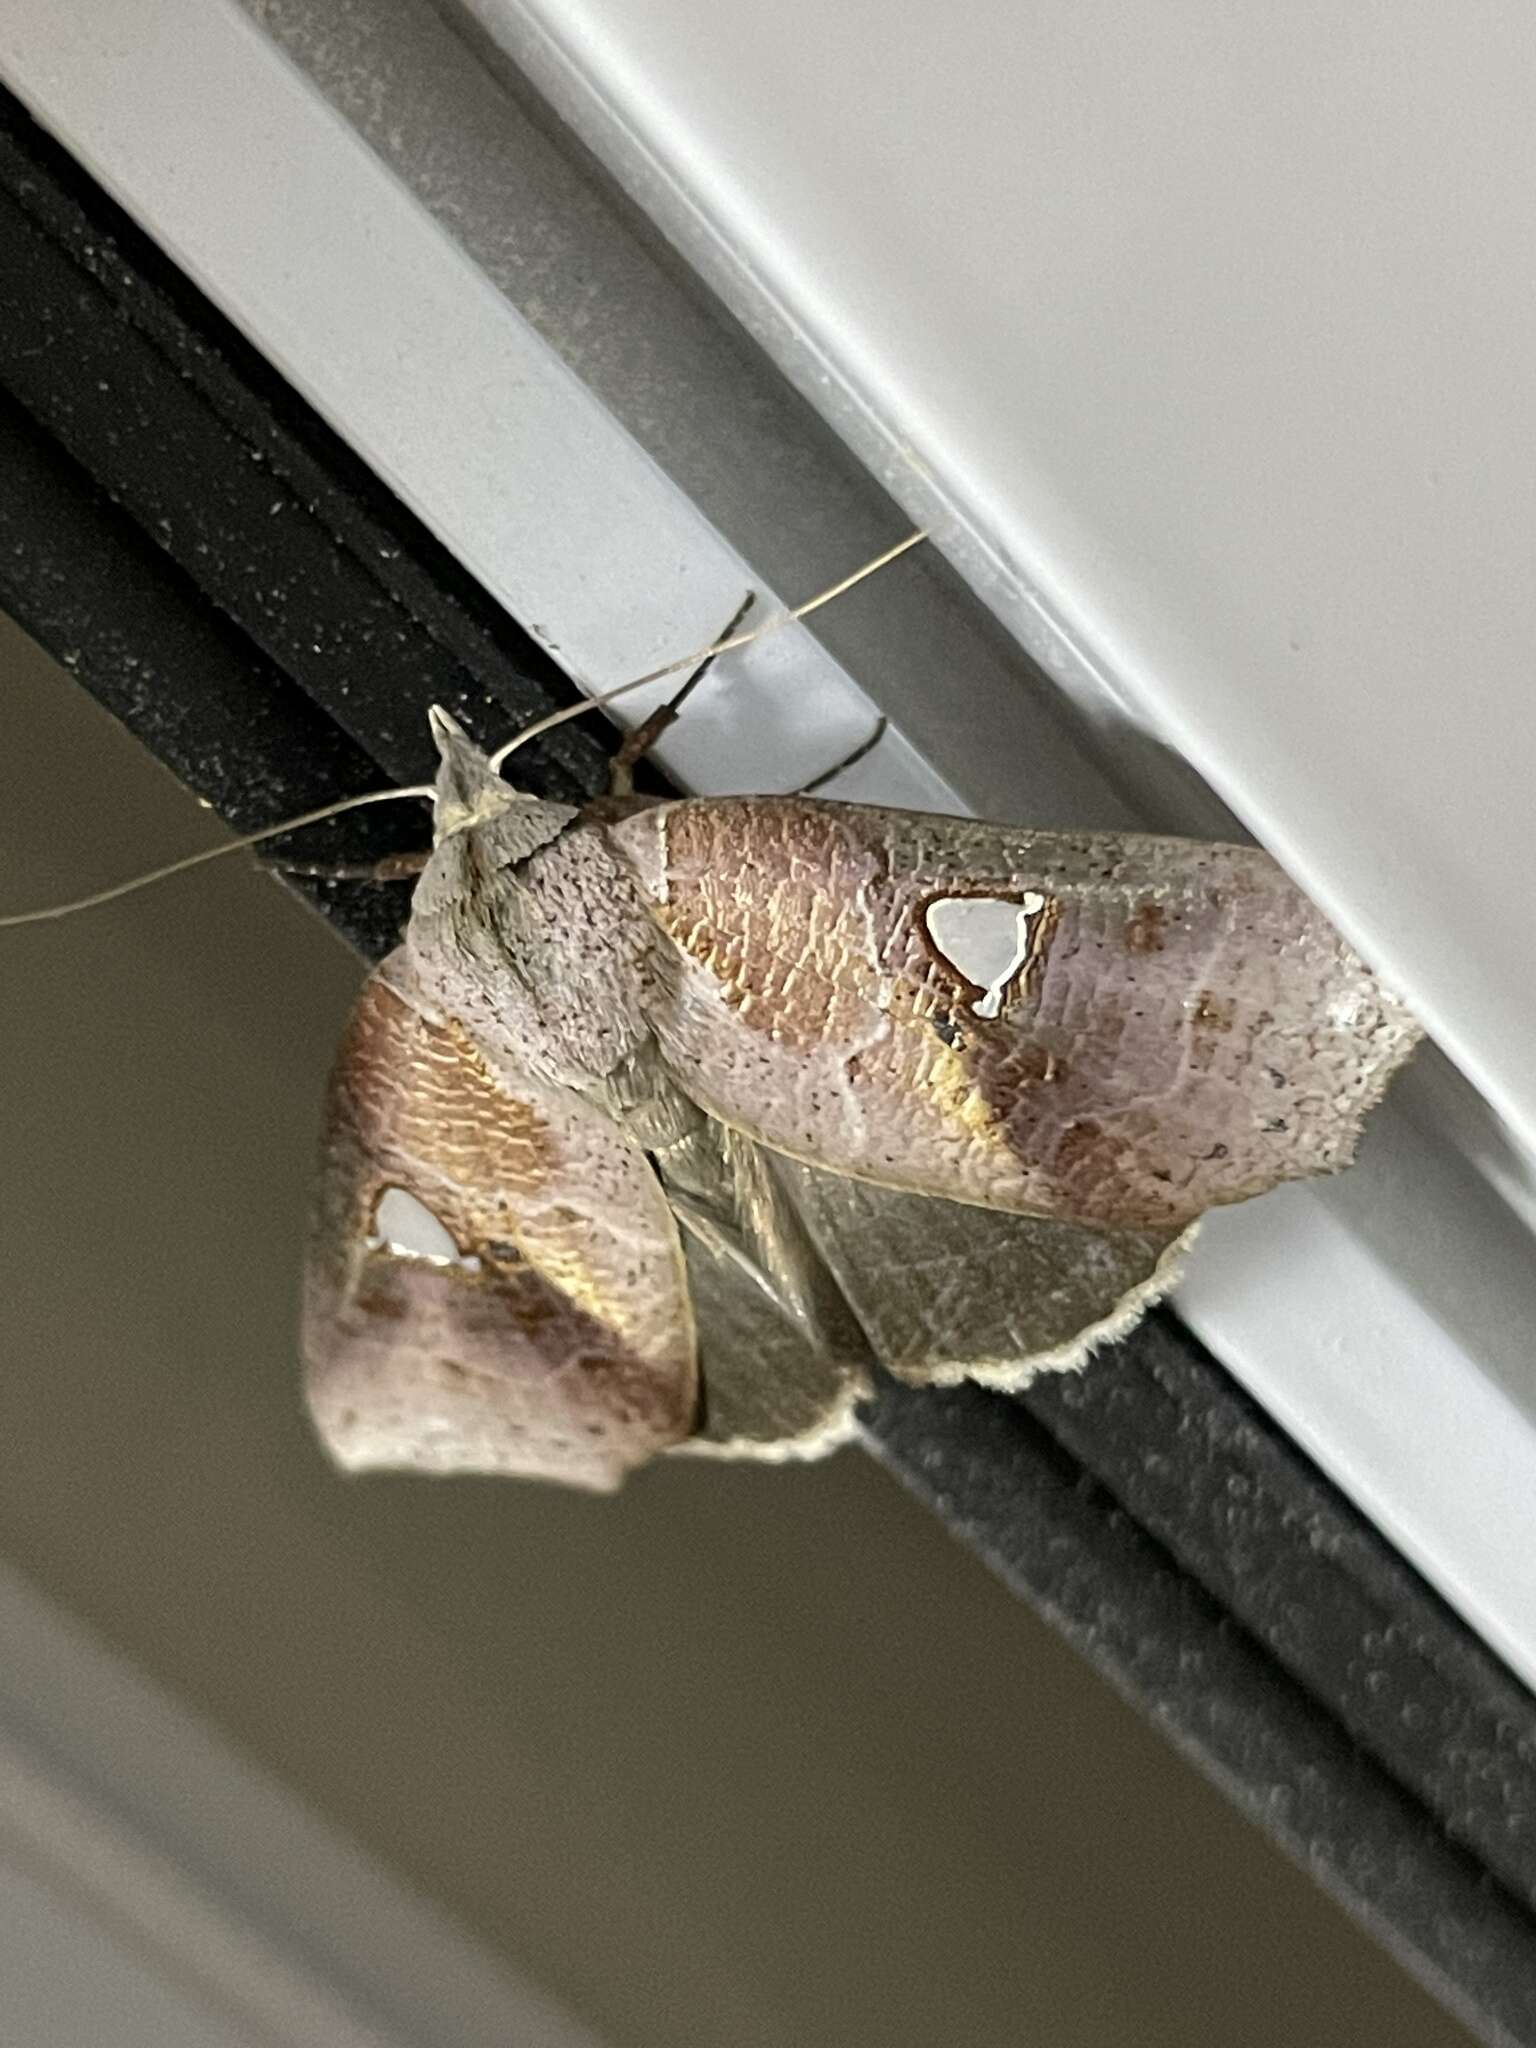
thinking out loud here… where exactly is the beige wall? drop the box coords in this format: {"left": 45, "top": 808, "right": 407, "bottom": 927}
{"left": 0, "top": 615, "right": 1471, "bottom": 2048}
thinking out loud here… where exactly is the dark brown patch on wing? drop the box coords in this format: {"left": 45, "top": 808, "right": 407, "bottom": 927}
{"left": 1192, "top": 990, "right": 1237, "bottom": 1032}
{"left": 1124, "top": 900, "right": 1168, "bottom": 953}
{"left": 1023, "top": 894, "right": 1061, "bottom": 1000}
{"left": 1054, "top": 1118, "right": 1105, "bottom": 1173}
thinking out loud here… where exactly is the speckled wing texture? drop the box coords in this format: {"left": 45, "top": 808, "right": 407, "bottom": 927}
{"left": 609, "top": 797, "right": 1422, "bottom": 1230}
{"left": 303, "top": 954, "right": 696, "bottom": 1492}
{"left": 772, "top": 1158, "right": 1193, "bottom": 1388}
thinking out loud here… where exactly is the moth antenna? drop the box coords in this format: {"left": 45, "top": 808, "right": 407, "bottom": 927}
{"left": 0, "top": 784, "right": 435, "bottom": 928}
{"left": 7, "top": 532, "right": 928, "bottom": 925}
{"left": 488, "top": 529, "right": 929, "bottom": 772}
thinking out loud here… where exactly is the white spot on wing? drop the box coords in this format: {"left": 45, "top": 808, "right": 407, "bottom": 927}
{"left": 370, "top": 1186, "right": 482, "bottom": 1271}
{"left": 925, "top": 893, "right": 1046, "bottom": 1019}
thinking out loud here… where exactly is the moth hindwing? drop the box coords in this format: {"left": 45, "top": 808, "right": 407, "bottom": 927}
{"left": 303, "top": 714, "right": 1420, "bottom": 1489}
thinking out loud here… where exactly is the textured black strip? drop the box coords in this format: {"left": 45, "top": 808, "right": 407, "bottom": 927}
{"left": 1020, "top": 1316, "right": 1536, "bottom": 1915}
{"left": 0, "top": 88, "right": 602, "bottom": 803}
{"left": 863, "top": 1378, "right": 1534, "bottom": 2048}
{"left": 0, "top": 385, "right": 408, "bottom": 961}
{"left": 5, "top": 79, "right": 1535, "bottom": 2045}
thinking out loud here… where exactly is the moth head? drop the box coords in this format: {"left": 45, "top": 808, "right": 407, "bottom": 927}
{"left": 427, "top": 704, "right": 522, "bottom": 838}
{"left": 421, "top": 706, "right": 576, "bottom": 882}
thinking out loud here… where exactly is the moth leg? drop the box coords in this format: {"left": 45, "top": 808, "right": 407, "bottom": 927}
{"left": 791, "top": 716, "right": 889, "bottom": 796}
{"left": 608, "top": 591, "right": 756, "bottom": 795}
{"left": 262, "top": 848, "right": 431, "bottom": 883}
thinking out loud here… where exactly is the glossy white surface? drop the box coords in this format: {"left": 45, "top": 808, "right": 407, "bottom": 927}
{"left": 5, "top": 0, "right": 1536, "bottom": 1695}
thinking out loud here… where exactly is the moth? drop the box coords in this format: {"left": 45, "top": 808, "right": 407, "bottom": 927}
{"left": 3, "top": 545, "right": 1420, "bottom": 1491}
{"left": 301, "top": 656, "right": 1422, "bottom": 1491}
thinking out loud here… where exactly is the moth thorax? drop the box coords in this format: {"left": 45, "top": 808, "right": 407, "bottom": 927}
{"left": 408, "top": 814, "right": 659, "bottom": 1091}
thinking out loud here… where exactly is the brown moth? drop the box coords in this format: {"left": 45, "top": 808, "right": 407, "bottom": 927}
{"left": 302, "top": 704, "right": 1422, "bottom": 1492}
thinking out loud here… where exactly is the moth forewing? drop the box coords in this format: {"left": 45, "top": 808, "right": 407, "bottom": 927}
{"left": 302, "top": 958, "right": 698, "bottom": 1492}
{"left": 606, "top": 797, "right": 1423, "bottom": 1230}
